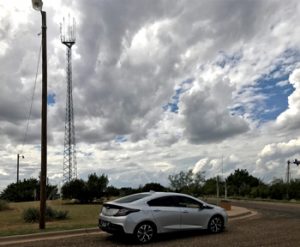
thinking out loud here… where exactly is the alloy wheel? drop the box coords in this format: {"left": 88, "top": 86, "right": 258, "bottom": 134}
{"left": 136, "top": 223, "right": 154, "bottom": 243}
{"left": 209, "top": 216, "right": 223, "bottom": 233}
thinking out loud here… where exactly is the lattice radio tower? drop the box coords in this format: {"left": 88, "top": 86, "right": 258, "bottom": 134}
{"left": 61, "top": 16, "right": 77, "bottom": 183}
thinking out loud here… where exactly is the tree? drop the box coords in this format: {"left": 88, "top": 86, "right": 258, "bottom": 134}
{"left": 87, "top": 173, "right": 109, "bottom": 200}
{"left": 119, "top": 187, "right": 139, "bottom": 196}
{"left": 0, "top": 178, "right": 57, "bottom": 202}
{"left": 269, "top": 178, "right": 287, "bottom": 200}
{"left": 169, "top": 170, "right": 193, "bottom": 192}
{"left": 289, "top": 179, "right": 300, "bottom": 199}
{"left": 168, "top": 169, "right": 205, "bottom": 196}
{"left": 227, "top": 169, "right": 259, "bottom": 196}
{"left": 61, "top": 174, "right": 109, "bottom": 203}
{"left": 203, "top": 177, "right": 218, "bottom": 196}
{"left": 106, "top": 186, "right": 120, "bottom": 197}
{"left": 141, "top": 183, "right": 167, "bottom": 192}
{"left": 249, "top": 182, "right": 269, "bottom": 199}
{"left": 61, "top": 179, "right": 89, "bottom": 203}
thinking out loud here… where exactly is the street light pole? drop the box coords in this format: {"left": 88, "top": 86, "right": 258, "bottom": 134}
{"left": 31, "top": 0, "right": 47, "bottom": 230}
{"left": 39, "top": 9, "right": 47, "bottom": 230}
{"left": 17, "top": 154, "right": 24, "bottom": 183}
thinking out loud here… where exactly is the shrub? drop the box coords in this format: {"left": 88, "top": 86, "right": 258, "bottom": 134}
{"left": 0, "top": 200, "right": 9, "bottom": 211}
{"left": 54, "top": 210, "right": 69, "bottom": 220}
{"left": 45, "top": 206, "right": 56, "bottom": 220}
{"left": 23, "top": 206, "right": 69, "bottom": 223}
{"left": 23, "top": 207, "right": 40, "bottom": 223}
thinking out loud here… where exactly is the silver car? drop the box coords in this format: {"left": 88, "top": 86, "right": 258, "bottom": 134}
{"left": 99, "top": 192, "right": 228, "bottom": 243}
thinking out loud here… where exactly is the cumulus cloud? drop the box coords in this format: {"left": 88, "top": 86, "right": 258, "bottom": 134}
{"left": 275, "top": 68, "right": 300, "bottom": 130}
{"left": 257, "top": 139, "right": 300, "bottom": 163}
{"left": 256, "top": 138, "right": 300, "bottom": 180}
{"left": 192, "top": 155, "right": 240, "bottom": 179}
{"left": 180, "top": 77, "right": 249, "bottom": 143}
{"left": 2, "top": 0, "right": 300, "bottom": 190}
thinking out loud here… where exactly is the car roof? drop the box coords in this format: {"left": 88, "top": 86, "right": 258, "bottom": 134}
{"left": 147, "top": 191, "right": 200, "bottom": 199}
{"left": 111, "top": 191, "right": 202, "bottom": 206}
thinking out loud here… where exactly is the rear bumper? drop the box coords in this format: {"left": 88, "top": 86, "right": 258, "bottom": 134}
{"left": 99, "top": 219, "right": 125, "bottom": 234}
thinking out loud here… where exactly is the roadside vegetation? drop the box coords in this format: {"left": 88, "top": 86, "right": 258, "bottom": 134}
{"left": 1, "top": 169, "right": 299, "bottom": 204}
{"left": 0, "top": 178, "right": 58, "bottom": 202}
{"left": 0, "top": 169, "right": 299, "bottom": 236}
{"left": 0, "top": 200, "right": 100, "bottom": 237}
{"left": 22, "top": 206, "right": 69, "bottom": 223}
{"left": 0, "top": 199, "right": 9, "bottom": 211}
{"left": 61, "top": 173, "right": 108, "bottom": 203}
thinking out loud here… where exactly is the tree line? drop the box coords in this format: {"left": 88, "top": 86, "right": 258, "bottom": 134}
{"left": 1, "top": 169, "right": 299, "bottom": 202}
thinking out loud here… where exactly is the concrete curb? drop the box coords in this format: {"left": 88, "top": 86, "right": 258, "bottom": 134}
{"left": 0, "top": 228, "right": 100, "bottom": 246}
{"left": 229, "top": 210, "right": 252, "bottom": 218}
{"left": 229, "top": 210, "right": 258, "bottom": 221}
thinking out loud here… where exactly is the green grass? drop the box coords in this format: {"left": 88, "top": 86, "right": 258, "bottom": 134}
{"left": 204, "top": 196, "right": 300, "bottom": 205}
{"left": 0, "top": 200, "right": 102, "bottom": 237}
{"left": 0, "top": 200, "right": 9, "bottom": 211}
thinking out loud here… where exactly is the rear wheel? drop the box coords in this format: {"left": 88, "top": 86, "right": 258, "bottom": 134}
{"left": 208, "top": 215, "right": 224, "bottom": 233}
{"left": 134, "top": 222, "right": 156, "bottom": 244}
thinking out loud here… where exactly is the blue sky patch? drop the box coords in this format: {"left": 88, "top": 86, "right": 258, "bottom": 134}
{"left": 47, "top": 93, "right": 56, "bottom": 106}
{"left": 232, "top": 48, "right": 300, "bottom": 122}
{"left": 115, "top": 135, "right": 127, "bottom": 143}
{"left": 245, "top": 69, "right": 294, "bottom": 122}
{"left": 163, "top": 78, "right": 194, "bottom": 113}
{"left": 215, "top": 50, "right": 242, "bottom": 68}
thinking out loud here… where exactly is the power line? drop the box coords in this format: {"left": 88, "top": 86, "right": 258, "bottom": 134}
{"left": 21, "top": 40, "right": 42, "bottom": 153}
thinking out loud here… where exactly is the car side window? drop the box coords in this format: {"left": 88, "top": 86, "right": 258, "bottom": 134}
{"left": 174, "top": 196, "right": 202, "bottom": 209}
{"left": 147, "top": 196, "right": 177, "bottom": 207}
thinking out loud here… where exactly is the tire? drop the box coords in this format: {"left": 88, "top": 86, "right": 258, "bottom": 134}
{"left": 134, "top": 222, "right": 156, "bottom": 244}
{"left": 208, "top": 215, "right": 224, "bottom": 233}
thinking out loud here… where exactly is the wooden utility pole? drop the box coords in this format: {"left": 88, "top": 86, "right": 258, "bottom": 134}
{"left": 39, "top": 10, "right": 47, "bottom": 230}
{"left": 31, "top": 0, "right": 47, "bottom": 231}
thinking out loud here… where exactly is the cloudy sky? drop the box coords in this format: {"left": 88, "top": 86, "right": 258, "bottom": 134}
{"left": 1, "top": 0, "right": 300, "bottom": 191}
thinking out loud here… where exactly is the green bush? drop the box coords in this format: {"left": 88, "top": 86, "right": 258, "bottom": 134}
{"left": 23, "top": 207, "right": 40, "bottom": 223}
{"left": 45, "top": 206, "right": 56, "bottom": 219}
{"left": 23, "top": 206, "right": 69, "bottom": 223}
{"left": 54, "top": 210, "right": 69, "bottom": 220}
{"left": 0, "top": 200, "right": 9, "bottom": 211}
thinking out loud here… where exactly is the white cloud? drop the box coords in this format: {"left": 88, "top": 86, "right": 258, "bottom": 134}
{"left": 179, "top": 76, "right": 249, "bottom": 143}
{"left": 2, "top": 0, "right": 300, "bottom": 190}
{"left": 255, "top": 138, "right": 300, "bottom": 181}
{"left": 192, "top": 155, "right": 240, "bottom": 179}
{"left": 258, "top": 138, "right": 300, "bottom": 163}
{"left": 275, "top": 68, "right": 300, "bottom": 130}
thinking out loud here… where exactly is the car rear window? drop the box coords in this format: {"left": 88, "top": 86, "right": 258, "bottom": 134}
{"left": 147, "top": 196, "right": 177, "bottom": 207}
{"left": 114, "top": 193, "right": 151, "bottom": 203}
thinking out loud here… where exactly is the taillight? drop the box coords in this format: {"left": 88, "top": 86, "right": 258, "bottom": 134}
{"left": 114, "top": 208, "right": 140, "bottom": 217}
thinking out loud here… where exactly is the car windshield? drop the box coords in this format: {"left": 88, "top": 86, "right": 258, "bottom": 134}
{"left": 114, "top": 193, "right": 152, "bottom": 203}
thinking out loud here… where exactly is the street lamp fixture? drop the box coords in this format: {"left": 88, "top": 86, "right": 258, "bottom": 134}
{"left": 31, "top": 0, "right": 47, "bottom": 230}
{"left": 32, "top": 0, "right": 43, "bottom": 11}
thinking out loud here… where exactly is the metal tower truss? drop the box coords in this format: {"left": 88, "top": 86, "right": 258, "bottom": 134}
{"left": 61, "top": 16, "right": 77, "bottom": 183}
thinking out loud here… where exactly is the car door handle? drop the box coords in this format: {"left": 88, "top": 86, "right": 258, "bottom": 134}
{"left": 153, "top": 209, "right": 161, "bottom": 212}
{"left": 182, "top": 211, "right": 189, "bottom": 213}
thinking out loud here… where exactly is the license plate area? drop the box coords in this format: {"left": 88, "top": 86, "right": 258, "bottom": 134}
{"left": 100, "top": 220, "right": 110, "bottom": 228}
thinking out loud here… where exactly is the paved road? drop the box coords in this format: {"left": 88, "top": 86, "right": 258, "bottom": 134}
{"left": 8, "top": 201, "right": 300, "bottom": 247}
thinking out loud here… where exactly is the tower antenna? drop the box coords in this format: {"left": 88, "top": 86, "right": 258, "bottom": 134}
{"left": 61, "top": 15, "right": 77, "bottom": 183}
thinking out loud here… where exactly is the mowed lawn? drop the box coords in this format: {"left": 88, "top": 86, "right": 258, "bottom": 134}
{"left": 0, "top": 200, "right": 101, "bottom": 237}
